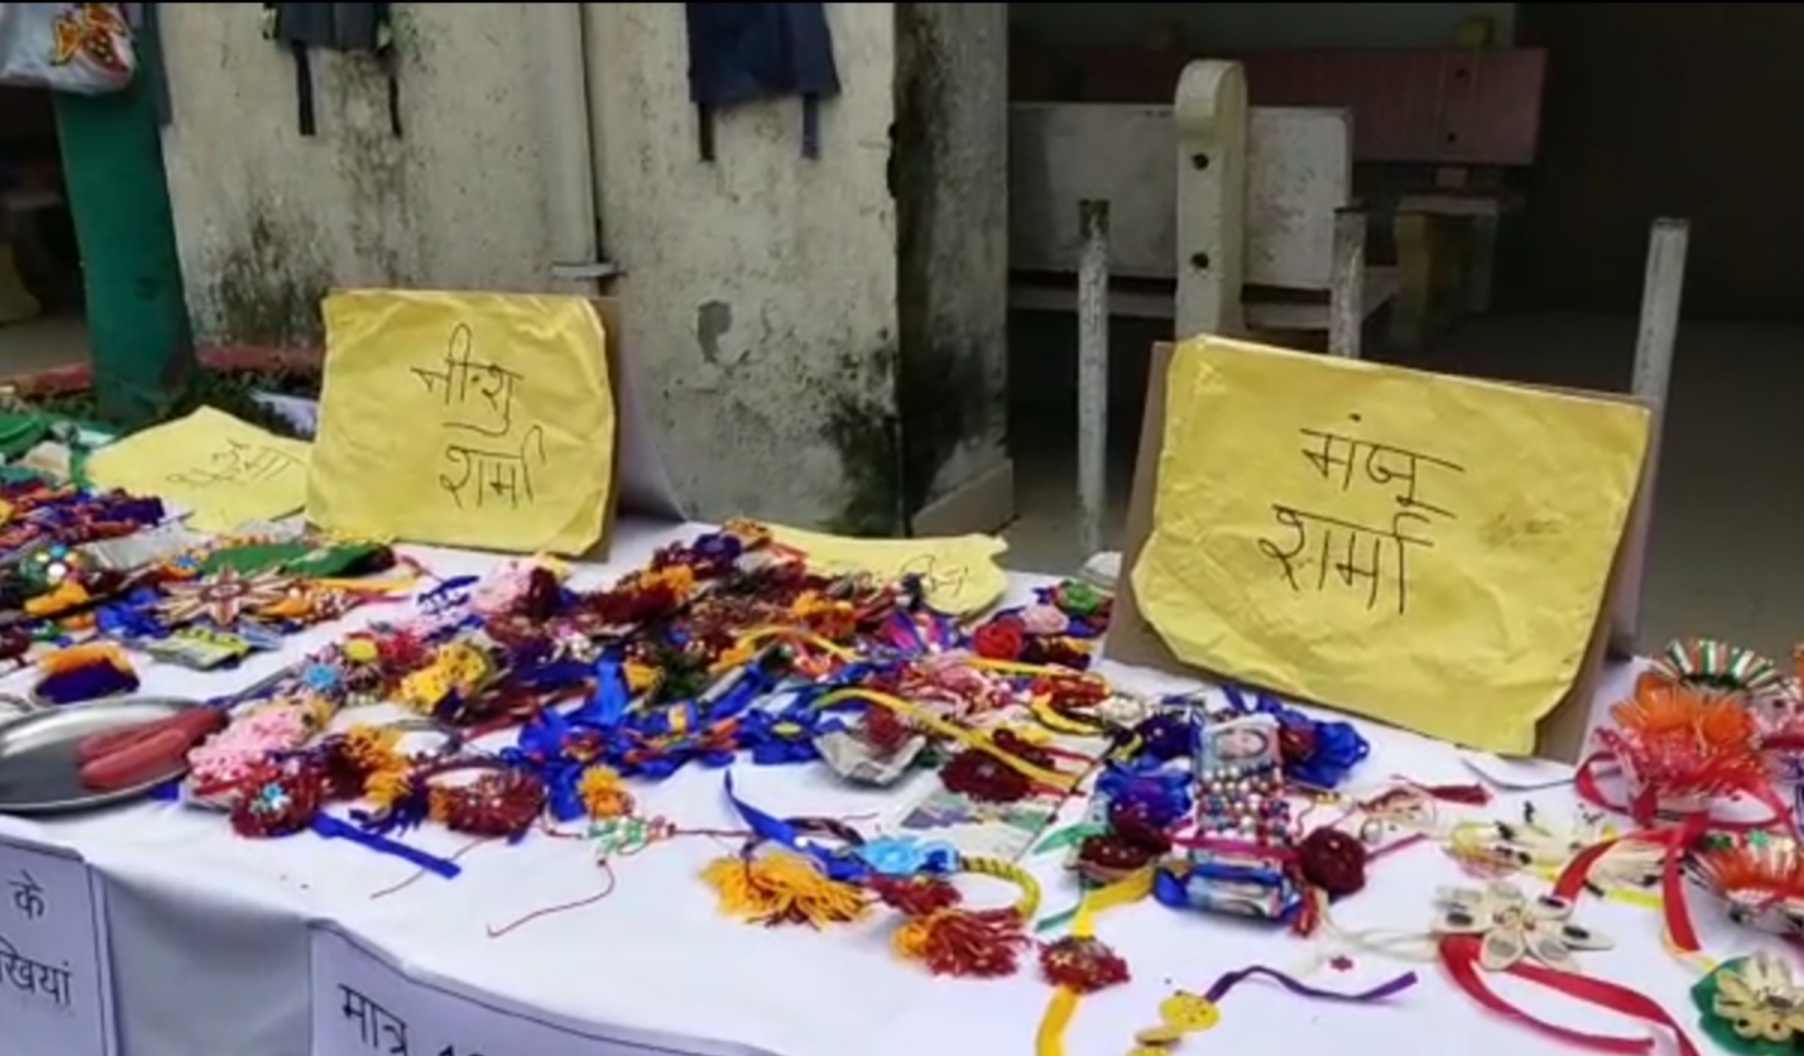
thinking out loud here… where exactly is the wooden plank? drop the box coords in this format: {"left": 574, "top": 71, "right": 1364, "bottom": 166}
{"left": 1239, "top": 49, "right": 1548, "bottom": 166}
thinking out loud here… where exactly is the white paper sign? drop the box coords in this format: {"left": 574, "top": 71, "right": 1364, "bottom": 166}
{"left": 0, "top": 835, "right": 113, "bottom": 1056}
{"left": 310, "top": 925, "right": 736, "bottom": 1056}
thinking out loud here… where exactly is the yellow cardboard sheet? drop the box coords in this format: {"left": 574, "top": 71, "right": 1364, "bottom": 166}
{"left": 307, "top": 290, "right": 616, "bottom": 554}
{"left": 86, "top": 407, "right": 311, "bottom": 532}
{"left": 767, "top": 524, "right": 1008, "bottom": 616}
{"left": 1131, "top": 337, "right": 1650, "bottom": 754}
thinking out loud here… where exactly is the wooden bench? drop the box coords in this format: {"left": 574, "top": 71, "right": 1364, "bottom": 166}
{"left": 1008, "top": 95, "right": 1398, "bottom": 352}
{"left": 1236, "top": 45, "right": 1547, "bottom": 348}
{"left": 1076, "top": 38, "right": 1548, "bottom": 350}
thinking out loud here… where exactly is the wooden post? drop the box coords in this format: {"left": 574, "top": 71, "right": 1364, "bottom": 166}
{"left": 1174, "top": 60, "right": 1248, "bottom": 340}
{"left": 1077, "top": 199, "right": 1111, "bottom": 560}
{"left": 1613, "top": 218, "right": 1688, "bottom": 655}
{"left": 1327, "top": 208, "right": 1367, "bottom": 358}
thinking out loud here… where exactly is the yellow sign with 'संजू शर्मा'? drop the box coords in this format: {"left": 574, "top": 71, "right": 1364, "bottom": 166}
{"left": 1131, "top": 337, "right": 1649, "bottom": 755}
{"left": 305, "top": 290, "right": 616, "bottom": 555}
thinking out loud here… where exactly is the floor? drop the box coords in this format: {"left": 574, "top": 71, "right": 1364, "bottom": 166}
{"left": 0, "top": 310, "right": 89, "bottom": 376}
{"left": 1001, "top": 310, "right": 1804, "bottom": 659}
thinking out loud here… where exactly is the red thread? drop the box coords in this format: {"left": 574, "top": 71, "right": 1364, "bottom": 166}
{"left": 486, "top": 861, "right": 619, "bottom": 938}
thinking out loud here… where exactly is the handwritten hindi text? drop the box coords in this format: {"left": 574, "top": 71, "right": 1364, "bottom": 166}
{"left": 1256, "top": 422, "right": 1465, "bottom": 615}
{"left": 166, "top": 438, "right": 304, "bottom": 490}
{"left": 414, "top": 324, "right": 546, "bottom": 511}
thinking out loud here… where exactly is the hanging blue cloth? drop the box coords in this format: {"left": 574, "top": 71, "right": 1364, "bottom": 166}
{"left": 683, "top": 2, "right": 840, "bottom": 160}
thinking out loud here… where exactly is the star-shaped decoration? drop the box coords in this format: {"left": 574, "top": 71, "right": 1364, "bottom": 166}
{"left": 158, "top": 568, "right": 296, "bottom": 628}
{"left": 1433, "top": 881, "right": 1611, "bottom": 971}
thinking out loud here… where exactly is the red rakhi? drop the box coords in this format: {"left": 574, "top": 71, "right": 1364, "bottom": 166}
{"left": 1557, "top": 675, "right": 1791, "bottom": 954}
{"left": 1559, "top": 749, "right": 1789, "bottom": 954}
{"left": 1432, "top": 882, "right": 1698, "bottom": 1055}
{"left": 1440, "top": 935, "right": 1697, "bottom": 1055}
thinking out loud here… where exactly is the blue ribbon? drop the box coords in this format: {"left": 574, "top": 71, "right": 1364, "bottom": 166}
{"left": 721, "top": 770, "right": 866, "bottom": 883}
{"left": 312, "top": 812, "right": 462, "bottom": 879}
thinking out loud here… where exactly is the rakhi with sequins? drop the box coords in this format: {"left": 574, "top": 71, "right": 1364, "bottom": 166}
{"left": 1558, "top": 669, "right": 1791, "bottom": 955}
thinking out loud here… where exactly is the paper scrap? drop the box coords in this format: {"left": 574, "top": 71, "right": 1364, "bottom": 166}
{"left": 85, "top": 406, "right": 310, "bottom": 532}
{"left": 767, "top": 523, "right": 1008, "bottom": 615}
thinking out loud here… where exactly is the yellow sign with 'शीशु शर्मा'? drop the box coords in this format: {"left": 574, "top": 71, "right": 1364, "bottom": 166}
{"left": 1130, "top": 337, "right": 1650, "bottom": 755}
{"left": 305, "top": 290, "right": 617, "bottom": 555}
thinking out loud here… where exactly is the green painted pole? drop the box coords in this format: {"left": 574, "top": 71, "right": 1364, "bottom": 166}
{"left": 51, "top": 20, "right": 192, "bottom": 428}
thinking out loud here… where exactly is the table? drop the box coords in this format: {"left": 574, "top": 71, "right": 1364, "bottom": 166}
{"left": 0, "top": 518, "right": 1758, "bottom": 1056}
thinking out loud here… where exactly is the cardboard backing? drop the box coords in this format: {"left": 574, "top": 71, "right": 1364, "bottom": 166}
{"left": 1104, "top": 342, "right": 1653, "bottom": 763}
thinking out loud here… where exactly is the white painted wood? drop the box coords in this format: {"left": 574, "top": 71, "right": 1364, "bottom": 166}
{"left": 1241, "top": 267, "right": 1399, "bottom": 332}
{"left": 1009, "top": 104, "right": 1174, "bottom": 280}
{"left": 1009, "top": 101, "right": 1352, "bottom": 295}
{"left": 1076, "top": 200, "right": 1111, "bottom": 560}
{"left": 1246, "top": 108, "right": 1352, "bottom": 290}
{"left": 1327, "top": 208, "right": 1367, "bottom": 357}
{"left": 1008, "top": 285, "right": 1174, "bottom": 320}
{"left": 1616, "top": 218, "right": 1689, "bottom": 654}
{"left": 1174, "top": 62, "right": 1248, "bottom": 339}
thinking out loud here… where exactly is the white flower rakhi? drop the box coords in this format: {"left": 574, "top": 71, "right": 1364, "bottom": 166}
{"left": 1431, "top": 881, "right": 1702, "bottom": 1055}
{"left": 1433, "top": 882, "right": 1610, "bottom": 971}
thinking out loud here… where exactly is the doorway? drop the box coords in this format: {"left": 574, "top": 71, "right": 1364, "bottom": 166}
{"left": 0, "top": 85, "right": 87, "bottom": 376}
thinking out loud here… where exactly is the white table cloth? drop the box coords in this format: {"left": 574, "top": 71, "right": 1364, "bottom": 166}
{"left": 0, "top": 518, "right": 1758, "bottom": 1056}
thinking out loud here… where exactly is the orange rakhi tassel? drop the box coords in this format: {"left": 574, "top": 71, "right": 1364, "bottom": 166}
{"left": 701, "top": 851, "right": 869, "bottom": 928}
{"left": 875, "top": 861, "right": 1039, "bottom": 978}
{"left": 894, "top": 907, "right": 1029, "bottom": 977}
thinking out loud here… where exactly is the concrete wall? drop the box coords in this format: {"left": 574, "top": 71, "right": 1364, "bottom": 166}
{"left": 584, "top": 4, "right": 902, "bottom": 532}
{"left": 894, "top": 4, "right": 1012, "bottom": 533}
{"left": 157, "top": 3, "right": 906, "bottom": 531}
{"left": 157, "top": 3, "right": 552, "bottom": 348}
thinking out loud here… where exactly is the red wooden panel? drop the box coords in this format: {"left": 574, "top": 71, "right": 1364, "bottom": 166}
{"left": 1075, "top": 47, "right": 1547, "bottom": 166}
{"left": 1239, "top": 49, "right": 1547, "bottom": 166}
{"left": 1079, "top": 49, "right": 1193, "bottom": 105}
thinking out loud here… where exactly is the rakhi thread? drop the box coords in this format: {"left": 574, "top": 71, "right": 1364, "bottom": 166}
{"left": 370, "top": 838, "right": 487, "bottom": 900}
{"left": 486, "top": 860, "right": 619, "bottom": 937}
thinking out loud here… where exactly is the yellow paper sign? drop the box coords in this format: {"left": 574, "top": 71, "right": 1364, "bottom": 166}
{"left": 767, "top": 524, "right": 1008, "bottom": 616}
{"left": 86, "top": 407, "right": 311, "bottom": 532}
{"left": 307, "top": 290, "right": 616, "bottom": 554}
{"left": 1132, "top": 337, "right": 1650, "bottom": 754}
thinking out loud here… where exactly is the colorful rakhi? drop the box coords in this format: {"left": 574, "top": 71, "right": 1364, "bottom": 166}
{"left": 1433, "top": 880, "right": 1700, "bottom": 1055}
{"left": 1125, "top": 967, "right": 1417, "bottom": 1055}
{"left": 1654, "top": 638, "right": 1790, "bottom": 704}
{"left": 870, "top": 855, "right": 1041, "bottom": 978}
{"left": 1685, "top": 832, "right": 1804, "bottom": 934}
{"left": 1693, "top": 953, "right": 1804, "bottom": 1053}
{"left": 1559, "top": 672, "right": 1790, "bottom": 955}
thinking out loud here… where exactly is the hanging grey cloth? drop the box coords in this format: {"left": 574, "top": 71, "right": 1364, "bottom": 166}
{"left": 683, "top": 3, "right": 840, "bottom": 161}
{"left": 262, "top": 3, "right": 400, "bottom": 137}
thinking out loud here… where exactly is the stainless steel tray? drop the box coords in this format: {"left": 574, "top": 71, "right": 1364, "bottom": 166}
{"left": 0, "top": 695, "right": 206, "bottom": 814}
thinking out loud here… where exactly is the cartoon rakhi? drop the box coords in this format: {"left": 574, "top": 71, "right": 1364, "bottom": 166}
{"left": 1556, "top": 672, "right": 1790, "bottom": 956}
{"left": 1433, "top": 880, "right": 1700, "bottom": 1054}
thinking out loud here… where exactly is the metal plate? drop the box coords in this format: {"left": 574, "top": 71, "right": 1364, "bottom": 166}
{"left": 0, "top": 696, "right": 202, "bottom": 815}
